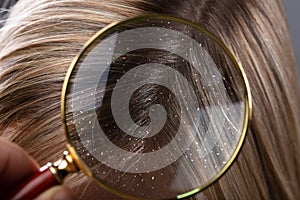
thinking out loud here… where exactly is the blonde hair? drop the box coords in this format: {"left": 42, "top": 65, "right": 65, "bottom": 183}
{"left": 0, "top": 0, "right": 299, "bottom": 199}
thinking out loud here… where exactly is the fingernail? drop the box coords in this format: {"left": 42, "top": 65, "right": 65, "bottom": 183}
{"left": 35, "top": 186, "right": 74, "bottom": 200}
{"left": 53, "top": 187, "right": 74, "bottom": 200}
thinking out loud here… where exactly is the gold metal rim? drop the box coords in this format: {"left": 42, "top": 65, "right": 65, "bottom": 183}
{"left": 61, "top": 14, "right": 252, "bottom": 200}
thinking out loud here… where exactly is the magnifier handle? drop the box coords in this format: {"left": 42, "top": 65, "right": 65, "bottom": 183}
{"left": 4, "top": 151, "right": 78, "bottom": 200}
{"left": 4, "top": 166, "right": 60, "bottom": 200}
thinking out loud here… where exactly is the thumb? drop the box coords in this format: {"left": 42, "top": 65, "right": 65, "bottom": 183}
{"left": 0, "top": 138, "right": 39, "bottom": 195}
{"left": 35, "top": 186, "right": 74, "bottom": 200}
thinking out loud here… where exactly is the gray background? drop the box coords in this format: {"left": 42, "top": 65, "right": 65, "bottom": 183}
{"left": 283, "top": 0, "right": 300, "bottom": 80}
{"left": 0, "top": 0, "right": 299, "bottom": 79}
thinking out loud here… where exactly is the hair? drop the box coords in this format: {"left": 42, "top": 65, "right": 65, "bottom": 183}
{"left": 0, "top": 0, "right": 299, "bottom": 199}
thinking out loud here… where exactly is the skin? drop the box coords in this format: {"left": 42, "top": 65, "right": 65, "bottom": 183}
{"left": 0, "top": 138, "right": 74, "bottom": 200}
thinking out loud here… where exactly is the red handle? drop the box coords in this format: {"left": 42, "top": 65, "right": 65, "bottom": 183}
{"left": 3, "top": 167, "right": 60, "bottom": 200}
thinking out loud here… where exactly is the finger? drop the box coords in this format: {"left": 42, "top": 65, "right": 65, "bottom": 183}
{"left": 0, "top": 138, "right": 39, "bottom": 195}
{"left": 34, "top": 186, "right": 74, "bottom": 200}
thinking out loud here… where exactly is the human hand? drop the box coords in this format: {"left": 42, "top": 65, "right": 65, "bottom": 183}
{"left": 0, "top": 138, "right": 74, "bottom": 200}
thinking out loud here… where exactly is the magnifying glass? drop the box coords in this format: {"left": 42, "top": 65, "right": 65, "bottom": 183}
{"left": 5, "top": 14, "right": 251, "bottom": 200}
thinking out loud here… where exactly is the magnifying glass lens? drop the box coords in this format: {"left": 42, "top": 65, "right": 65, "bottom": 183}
{"left": 63, "top": 16, "right": 250, "bottom": 199}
